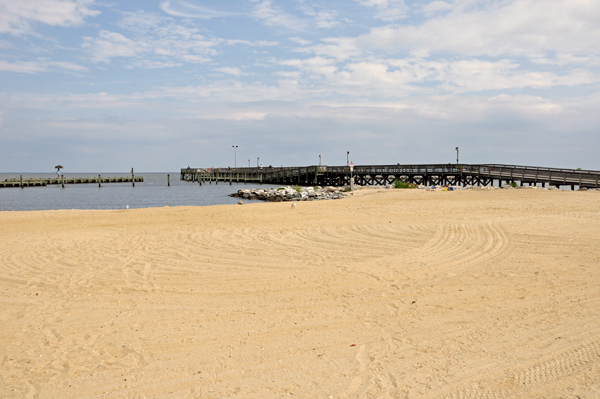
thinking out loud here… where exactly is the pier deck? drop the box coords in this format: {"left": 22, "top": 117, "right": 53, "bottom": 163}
{"left": 181, "top": 164, "right": 600, "bottom": 190}
{"left": 1, "top": 176, "right": 144, "bottom": 188}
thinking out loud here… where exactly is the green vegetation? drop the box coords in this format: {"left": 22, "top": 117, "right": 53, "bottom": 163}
{"left": 294, "top": 185, "right": 301, "bottom": 193}
{"left": 510, "top": 181, "right": 517, "bottom": 188}
{"left": 394, "top": 179, "right": 413, "bottom": 189}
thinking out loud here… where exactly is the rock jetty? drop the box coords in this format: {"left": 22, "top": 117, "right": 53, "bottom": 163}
{"left": 230, "top": 186, "right": 347, "bottom": 202}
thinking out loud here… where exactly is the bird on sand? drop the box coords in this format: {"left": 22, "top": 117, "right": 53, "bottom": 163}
{"left": 291, "top": 202, "right": 296, "bottom": 207}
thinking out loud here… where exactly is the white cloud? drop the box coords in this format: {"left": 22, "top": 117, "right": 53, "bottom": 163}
{"left": 289, "top": 37, "right": 311, "bottom": 46}
{"left": 249, "top": 0, "right": 307, "bottom": 31}
{"left": 421, "top": 1, "right": 453, "bottom": 15}
{"left": 83, "top": 30, "right": 140, "bottom": 63}
{"left": 159, "top": 1, "right": 240, "bottom": 19}
{"left": 355, "top": 0, "right": 407, "bottom": 20}
{"left": 82, "top": 13, "right": 220, "bottom": 65}
{"left": 357, "top": 0, "right": 600, "bottom": 62}
{"left": 225, "top": 39, "right": 279, "bottom": 47}
{"left": 0, "top": 58, "right": 87, "bottom": 73}
{"left": 314, "top": 11, "right": 340, "bottom": 29}
{"left": 214, "top": 67, "right": 243, "bottom": 76}
{"left": 0, "top": 60, "right": 45, "bottom": 73}
{"left": 296, "top": 37, "right": 362, "bottom": 61}
{"left": 0, "top": 0, "right": 99, "bottom": 35}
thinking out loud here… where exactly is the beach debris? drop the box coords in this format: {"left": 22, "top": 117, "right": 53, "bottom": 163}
{"left": 126, "top": 204, "right": 129, "bottom": 209}
{"left": 230, "top": 186, "right": 346, "bottom": 202}
{"left": 237, "top": 200, "right": 243, "bottom": 205}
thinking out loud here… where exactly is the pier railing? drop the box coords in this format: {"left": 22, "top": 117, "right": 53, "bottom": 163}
{"left": 181, "top": 164, "right": 600, "bottom": 189}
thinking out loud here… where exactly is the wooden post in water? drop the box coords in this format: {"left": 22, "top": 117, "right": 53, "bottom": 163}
{"left": 131, "top": 168, "right": 135, "bottom": 187}
{"left": 20, "top": 175, "right": 23, "bottom": 189}
{"left": 168, "top": 174, "right": 170, "bottom": 187}
{"left": 216, "top": 172, "right": 218, "bottom": 185}
{"left": 98, "top": 174, "right": 102, "bottom": 187}
{"left": 61, "top": 175, "right": 65, "bottom": 188}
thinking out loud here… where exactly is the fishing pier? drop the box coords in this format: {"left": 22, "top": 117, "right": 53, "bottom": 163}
{"left": 181, "top": 164, "right": 600, "bottom": 190}
{"left": 1, "top": 176, "right": 143, "bottom": 188}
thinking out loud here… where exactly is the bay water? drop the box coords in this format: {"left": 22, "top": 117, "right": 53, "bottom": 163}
{"left": 0, "top": 173, "right": 279, "bottom": 211}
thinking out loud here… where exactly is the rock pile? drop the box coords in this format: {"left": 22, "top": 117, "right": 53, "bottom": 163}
{"left": 230, "top": 186, "right": 347, "bottom": 202}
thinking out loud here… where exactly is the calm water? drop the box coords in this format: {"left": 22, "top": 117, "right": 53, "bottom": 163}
{"left": 0, "top": 173, "right": 279, "bottom": 211}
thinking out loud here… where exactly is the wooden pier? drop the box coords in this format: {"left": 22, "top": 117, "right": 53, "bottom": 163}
{"left": 1, "top": 176, "right": 143, "bottom": 188}
{"left": 181, "top": 164, "right": 600, "bottom": 190}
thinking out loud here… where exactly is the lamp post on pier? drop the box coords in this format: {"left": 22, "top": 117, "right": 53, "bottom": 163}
{"left": 248, "top": 159, "right": 250, "bottom": 167}
{"left": 257, "top": 157, "right": 260, "bottom": 167}
{"left": 319, "top": 155, "right": 321, "bottom": 166}
{"left": 347, "top": 151, "right": 349, "bottom": 166}
{"left": 232, "top": 145, "right": 238, "bottom": 168}
{"left": 456, "top": 147, "right": 459, "bottom": 164}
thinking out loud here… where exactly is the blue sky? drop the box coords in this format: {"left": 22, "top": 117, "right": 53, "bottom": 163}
{"left": 1, "top": 0, "right": 599, "bottom": 172}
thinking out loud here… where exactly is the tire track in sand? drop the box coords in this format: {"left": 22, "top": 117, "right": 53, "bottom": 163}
{"left": 437, "top": 334, "right": 600, "bottom": 398}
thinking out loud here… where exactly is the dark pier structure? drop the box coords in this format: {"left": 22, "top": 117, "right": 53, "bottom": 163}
{"left": 181, "top": 164, "right": 600, "bottom": 190}
{"left": 1, "top": 176, "right": 143, "bottom": 188}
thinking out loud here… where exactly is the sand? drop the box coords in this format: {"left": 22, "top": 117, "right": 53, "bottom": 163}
{"left": 1, "top": 188, "right": 599, "bottom": 398}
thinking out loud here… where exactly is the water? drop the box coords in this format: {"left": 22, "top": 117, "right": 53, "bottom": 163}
{"left": 0, "top": 173, "right": 280, "bottom": 211}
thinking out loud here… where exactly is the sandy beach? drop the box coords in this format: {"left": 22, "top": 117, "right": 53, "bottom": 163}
{"left": 1, "top": 188, "right": 599, "bottom": 398}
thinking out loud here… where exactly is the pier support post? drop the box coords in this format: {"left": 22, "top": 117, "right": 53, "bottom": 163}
{"left": 168, "top": 174, "right": 170, "bottom": 186}
{"left": 230, "top": 174, "right": 232, "bottom": 185}
{"left": 131, "top": 168, "right": 135, "bottom": 187}
{"left": 61, "top": 175, "right": 65, "bottom": 188}
{"left": 20, "top": 175, "right": 23, "bottom": 189}
{"left": 99, "top": 174, "right": 102, "bottom": 187}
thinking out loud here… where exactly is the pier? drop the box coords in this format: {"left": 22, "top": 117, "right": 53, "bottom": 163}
{"left": 1, "top": 176, "right": 144, "bottom": 188}
{"left": 181, "top": 164, "right": 600, "bottom": 190}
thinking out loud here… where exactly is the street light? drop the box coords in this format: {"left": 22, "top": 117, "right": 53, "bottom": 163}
{"left": 232, "top": 145, "right": 238, "bottom": 168}
{"left": 347, "top": 151, "right": 349, "bottom": 166}
{"left": 257, "top": 157, "right": 260, "bottom": 167}
{"left": 455, "top": 147, "right": 459, "bottom": 164}
{"left": 319, "top": 155, "right": 321, "bottom": 166}
{"left": 248, "top": 159, "right": 250, "bottom": 167}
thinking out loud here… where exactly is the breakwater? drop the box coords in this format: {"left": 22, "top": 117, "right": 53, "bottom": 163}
{"left": 230, "top": 186, "right": 347, "bottom": 202}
